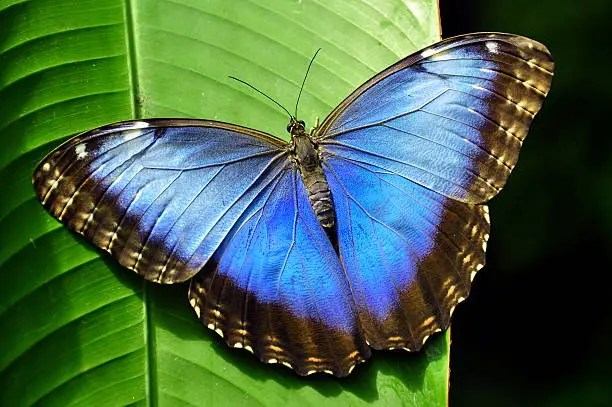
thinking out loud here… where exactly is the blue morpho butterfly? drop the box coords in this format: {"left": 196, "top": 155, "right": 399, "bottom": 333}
{"left": 33, "top": 33, "right": 553, "bottom": 377}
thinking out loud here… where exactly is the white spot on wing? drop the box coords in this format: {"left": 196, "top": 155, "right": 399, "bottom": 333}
{"left": 131, "top": 121, "right": 150, "bottom": 129}
{"left": 75, "top": 143, "right": 87, "bottom": 159}
{"left": 486, "top": 41, "right": 499, "bottom": 54}
{"left": 421, "top": 48, "right": 436, "bottom": 58}
{"left": 122, "top": 121, "right": 150, "bottom": 142}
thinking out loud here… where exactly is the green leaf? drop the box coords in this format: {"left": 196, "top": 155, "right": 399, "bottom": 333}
{"left": 0, "top": 0, "right": 449, "bottom": 405}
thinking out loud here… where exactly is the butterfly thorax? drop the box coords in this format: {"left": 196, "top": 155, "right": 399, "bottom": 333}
{"left": 288, "top": 119, "right": 335, "bottom": 229}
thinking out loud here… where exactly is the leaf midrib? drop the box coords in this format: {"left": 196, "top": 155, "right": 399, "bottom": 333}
{"left": 122, "top": 0, "right": 156, "bottom": 405}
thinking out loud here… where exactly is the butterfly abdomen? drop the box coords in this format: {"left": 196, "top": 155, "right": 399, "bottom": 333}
{"left": 303, "top": 171, "right": 335, "bottom": 228}
{"left": 292, "top": 134, "right": 336, "bottom": 228}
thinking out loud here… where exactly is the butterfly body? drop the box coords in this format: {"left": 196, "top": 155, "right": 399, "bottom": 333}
{"left": 33, "top": 33, "right": 554, "bottom": 376}
{"left": 289, "top": 118, "right": 336, "bottom": 229}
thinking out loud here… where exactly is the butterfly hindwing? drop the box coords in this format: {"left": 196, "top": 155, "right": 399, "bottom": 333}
{"left": 189, "top": 168, "right": 369, "bottom": 376}
{"left": 324, "top": 155, "right": 489, "bottom": 349}
{"left": 317, "top": 33, "right": 554, "bottom": 203}
{"left": 33, "top": 119, "right": 288, "bottom": 283}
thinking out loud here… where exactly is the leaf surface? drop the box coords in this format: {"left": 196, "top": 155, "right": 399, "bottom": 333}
{"left": 0, "top": 0, "right": 448, "bottom": 405}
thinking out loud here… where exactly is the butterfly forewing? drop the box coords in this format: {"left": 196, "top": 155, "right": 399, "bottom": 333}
{"left": 33, "top": 119, "right": 289, "bottom": 283}
{"left": 317, "top": 33, "right": 553, "bottom": 203}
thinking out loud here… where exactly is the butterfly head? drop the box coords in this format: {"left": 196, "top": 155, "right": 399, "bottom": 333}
{"left": 287, "top": 117, "right": 307, "bottom": 137}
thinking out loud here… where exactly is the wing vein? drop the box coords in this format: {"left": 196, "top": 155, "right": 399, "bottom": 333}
{"left": 326, "top": 158, "right": 467, "bottom": 285}
{"left": 323, "top": 140, "right": 491, "bottom": 194}
{"left": 182, "top": 152, "right": 288, "bottom": 268}
{"left": 142, "top": 149, "right": 283, "bottom": 171}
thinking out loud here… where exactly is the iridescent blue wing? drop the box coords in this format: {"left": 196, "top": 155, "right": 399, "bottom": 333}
{"left": 317, "top": 34, "right": 553, "bottom": 349}
{"left": 33, "top": 119, "right": 289, "bottom": 283}
{"left": 189, "top": 168, "right": 368, "bottom": 376}
{"left": 323, "top": 157, "right": 489, "bottom": 350}
{"left": 317, "top": 33, "right": 554, "bottom": 203}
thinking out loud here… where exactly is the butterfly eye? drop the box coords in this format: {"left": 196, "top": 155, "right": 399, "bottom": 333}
{"left": 286, "top": 124, "right": 292, "bottom": 133}
{"left": 298, "top": 120, "right": 305, "bottom": 127}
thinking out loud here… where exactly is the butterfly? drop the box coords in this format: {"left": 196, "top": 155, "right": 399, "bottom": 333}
{"left": 32, "top": 33, "right": 553, "bottom": 377}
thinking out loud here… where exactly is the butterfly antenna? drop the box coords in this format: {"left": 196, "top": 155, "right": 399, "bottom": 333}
{"left": 294, "top": 48, "right": 321, "bottom": 119}
{"left": 228, "top": 76, "right": 292, "bottom": 120}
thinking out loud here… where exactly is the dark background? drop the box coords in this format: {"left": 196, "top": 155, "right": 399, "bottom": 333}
{"left": 438, "top": 1, "right": 612, "bottom": 406}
